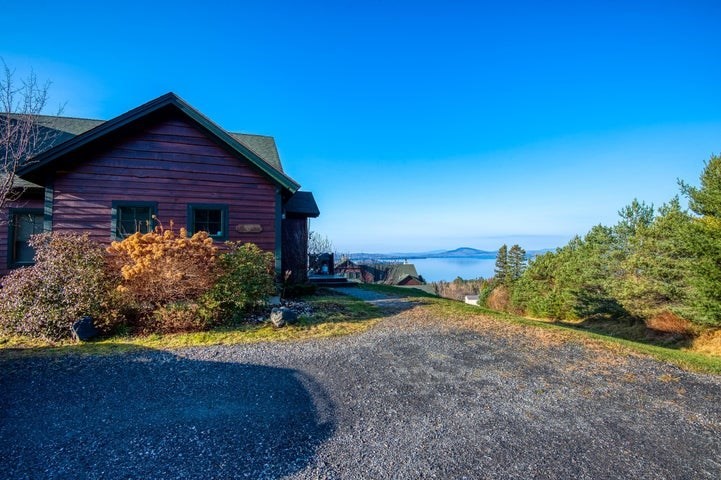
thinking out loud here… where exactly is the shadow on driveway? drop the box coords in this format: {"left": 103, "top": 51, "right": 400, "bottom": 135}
{"left": 0, "top": 348, "right": 334, "bottom": 479}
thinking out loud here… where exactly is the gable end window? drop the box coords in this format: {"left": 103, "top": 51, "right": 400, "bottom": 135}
{"left": 187, "top": 204, "right": 228, "bottom": 240}
{"left": 111, "top": 201, "right": 158, "bottom": 240}
{"left": 8, "top": 208, "right": 44, "bottom": 267}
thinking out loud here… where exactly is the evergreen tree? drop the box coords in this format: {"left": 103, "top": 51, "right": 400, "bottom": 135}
{"left": 614, "top": 199, "right": 654, "bottom": 255}
{"left": 492, "top": 156, "right": 721, "bottom": 328}
{"left": 613, "top": 197, "right": 692, "bottom": 319}
{"left": 680, "top": 154, "right": 721, "bottom": 326}
{"left": 494, "top": 244, "right": 510, "bottom": 285}
{"left": 508, "top": 244, "right": 527, "bottom": 281}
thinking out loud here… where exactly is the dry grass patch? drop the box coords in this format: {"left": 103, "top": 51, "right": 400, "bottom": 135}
{"left": 692, "top": 329, "right": 721, "bottom": 357}
{"left": 646, "top": 311, "right": 695, "bottom": 336}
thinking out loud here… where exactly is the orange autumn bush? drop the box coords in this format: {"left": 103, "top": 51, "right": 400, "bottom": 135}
{"left": 106, "top": 225, "right": 219, "bottom": 328}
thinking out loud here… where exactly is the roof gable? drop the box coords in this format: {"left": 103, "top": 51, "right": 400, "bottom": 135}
{"left": 17, "top": 93, "right": 299, "bottom": 192}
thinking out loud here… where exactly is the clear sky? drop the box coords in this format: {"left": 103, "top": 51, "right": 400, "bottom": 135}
{"left": 2, "top": 0, "right": 720, "bottom": 252}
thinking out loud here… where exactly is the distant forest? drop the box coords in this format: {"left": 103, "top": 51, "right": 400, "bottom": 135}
{"left": 478, "top": 154, "right": 721, "bottom": 332}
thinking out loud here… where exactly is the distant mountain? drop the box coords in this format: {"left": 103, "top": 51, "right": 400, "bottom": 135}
{"left": 347, "top": 247, "right": 551, "bottom": 262}
{"left": 436, "top": 247, "right": 494, "bottom": 257}
{"left": 349, "top": 247, "right": 496, "bottom": 261}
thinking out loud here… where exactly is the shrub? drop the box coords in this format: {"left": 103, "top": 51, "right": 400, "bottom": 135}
{"left": 486, "top": 285, "right": 511, "bottom": 312}
{"left": 0, "top": 233, "right": 111, "bottom": 341}
{"left": 209, "top": 242, "right": 276, "bottom": 317}
{"left": 106, "top": 227, "right": 218, "bottom": 323}
{"left": 150, "top": 296, "right": 220, "bottom": 334}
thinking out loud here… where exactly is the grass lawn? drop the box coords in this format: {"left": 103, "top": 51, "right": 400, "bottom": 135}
{"left": 0, "top": 292, "right": 382, "bottom": 359}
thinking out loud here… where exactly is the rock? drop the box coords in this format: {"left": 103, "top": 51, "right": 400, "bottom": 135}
{"left": 71, "top": 316, "right": 99, "bottom": 341}
{"left": 269, "top": 308, "right": 285, "bottom": 328}
{"left": 268, "top": 296, "right": 282, "bottom": 306}
{"left": 269, "top": 307, "right": 298, "bottom": 327}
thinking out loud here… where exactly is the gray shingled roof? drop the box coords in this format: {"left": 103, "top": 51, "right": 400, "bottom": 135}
{"left": 284, "top": 191, "right": 320, "bottom": 217}
{"left": 387, "top": 264, "right": 420, "bottom": 281}
{"left": 228, "top": 133, "right": 282, "bottom": 172}
{"left": 0, "top": 174, "right": 42, "bottom": 190}
{"left": 13, "top": 114, "right": 284, "bottom": 172}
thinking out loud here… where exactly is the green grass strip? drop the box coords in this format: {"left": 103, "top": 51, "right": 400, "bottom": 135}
{"left": 0, "top": 295, "right": 382, "bottom": 360}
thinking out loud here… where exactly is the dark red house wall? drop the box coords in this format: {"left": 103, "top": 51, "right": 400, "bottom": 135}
{"left": 51, "top": 116, "right": 277, "bottom": 250}
{"left": 281, "top": 217, "right": 308, "bottom": 283}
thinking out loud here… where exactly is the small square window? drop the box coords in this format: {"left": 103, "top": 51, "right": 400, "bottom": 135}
{"left": 188, "top": 204, "right": 228, "bottom": 240}
{"left": 112, "top": 202, "right": 157, "bottom": 239}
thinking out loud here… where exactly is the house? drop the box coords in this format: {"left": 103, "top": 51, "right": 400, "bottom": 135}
{"left": 464, "top": 295, "right": 480, "bottom": 306}
{"left": 336, "top": 260, "right": 425, "bottom": 286}
{"left": 1, "top": 93, "right": 319, "bottom": 280}
{"left": 385, "top": 263, "right": 424, "bottom": 286}
{"left": 335, "top": 258, "right": 363, "bottom": 281}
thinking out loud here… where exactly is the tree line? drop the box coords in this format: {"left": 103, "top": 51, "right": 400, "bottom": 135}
{"left": 487, "top": 154, "right": 721, "bottom": 329}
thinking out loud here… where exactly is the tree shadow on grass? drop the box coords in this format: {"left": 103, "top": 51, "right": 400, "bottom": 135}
{"left": 0, "top": 347, "right": 334, "bottom": 479}
{"left": 552, "top": 291, "right": 695, "bottom": 351}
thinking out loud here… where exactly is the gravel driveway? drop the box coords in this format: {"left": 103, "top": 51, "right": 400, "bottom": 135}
{"left": 1, "top": 293, "right": 720, "bottom": 479}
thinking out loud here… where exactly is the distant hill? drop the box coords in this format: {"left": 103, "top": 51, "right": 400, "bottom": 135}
{"left": 437, "top": 247, "right": 494, "bottom": 257}
{"left": 348, "top": 247, "right": 550, "bottom": 262}
{"left": 349, "top": 247, "right": 496, "bottom": 261}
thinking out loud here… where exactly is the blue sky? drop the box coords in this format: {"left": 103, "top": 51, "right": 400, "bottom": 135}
{"left": 2, "top": 0, "right": 720, "bottom": 252}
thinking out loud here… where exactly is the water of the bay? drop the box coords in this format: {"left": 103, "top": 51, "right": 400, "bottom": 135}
{"left": 410, "top": 257, "right": 496, "bottom": 282}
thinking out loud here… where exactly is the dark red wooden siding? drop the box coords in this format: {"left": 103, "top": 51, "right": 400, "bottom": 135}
{"left": 281, "top": 217, "right": 308, "bottom": 283}
{"left": 52, "top": 116, "right": 277, "bottom": 251}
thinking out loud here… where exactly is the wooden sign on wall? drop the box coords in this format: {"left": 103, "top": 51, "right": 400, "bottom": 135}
{"left": 236, "top": 224, "right": 263, "bottom": 234}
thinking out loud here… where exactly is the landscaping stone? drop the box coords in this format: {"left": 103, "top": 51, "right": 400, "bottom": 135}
{"left": 270, "top": 307, "right": 298, "bottom": 327}
{"left": 70, "top": 316, "right": 99, "bottom": 341}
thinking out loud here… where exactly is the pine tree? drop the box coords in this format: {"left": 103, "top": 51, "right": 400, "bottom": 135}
{"left": 494, "top": 244, "right": 510, "bottom": 285}
{"left": 679, "top": 154, "right": 721, "bottom": 326}
{"left": 508, "top": 244, "right": 527, "bottom": 281}
{"left": 613, "top": 197, "right": 692, "bottom": 319}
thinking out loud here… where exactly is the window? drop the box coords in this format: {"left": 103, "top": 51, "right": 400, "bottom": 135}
{"left": 188, "top": 204, "right": 228, "bottom": 240}
{"left": 111, "top": 201, "right": 157, "bottom": 239}
{"left": 8, "top": 209, "right": 44, "bottom": 267}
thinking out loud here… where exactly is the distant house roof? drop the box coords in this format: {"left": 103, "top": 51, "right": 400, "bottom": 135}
{"left": 397, "top": 274, "right": 423, "bottom": 285}
{"left": 387, "top": 263, "right": 419, "bottom": 281}
{"left": 335, "top": 259, "right": 360, "bottom": 270}
{"left": 15, "top": 93, "right": 298, "bottom": 192}
{"left": 284, "top": 191, "right": 320, "bottom": 218}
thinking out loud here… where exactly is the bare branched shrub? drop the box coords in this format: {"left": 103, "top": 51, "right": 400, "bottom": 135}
{"left": 433, "top": 278, "right": 489, "bottom": 301}
{"left": 0, "top": 60, "right": 61, "bottom": 211}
